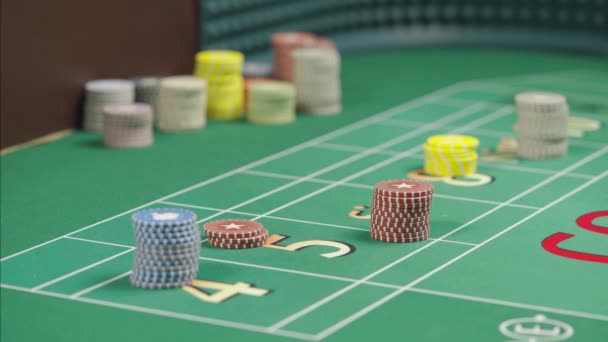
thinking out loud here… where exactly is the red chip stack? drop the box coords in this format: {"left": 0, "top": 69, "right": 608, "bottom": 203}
{"left": 271, "top": 32, "right": 336, "bottom": 82}
{"left": 370, "top": 180, "right": 434, "bottom": 243}
{"left": 203, "top": 219, "right": 269, "bottom": 249}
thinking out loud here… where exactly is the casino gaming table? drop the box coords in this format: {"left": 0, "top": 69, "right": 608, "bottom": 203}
{"left": 2, "top": 47, "right": 607, "bottom": 342}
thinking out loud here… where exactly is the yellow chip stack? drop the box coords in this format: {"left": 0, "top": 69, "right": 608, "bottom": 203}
{"left": 423, "top": 135, "right": 480, "bottom": 177}
{"left": 194, "top": 50, "right": 244, "bottom": 120}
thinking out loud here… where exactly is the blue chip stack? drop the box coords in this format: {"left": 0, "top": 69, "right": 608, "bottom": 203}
{"left": 130, "top": 208, "right": 201, "bottom": 289}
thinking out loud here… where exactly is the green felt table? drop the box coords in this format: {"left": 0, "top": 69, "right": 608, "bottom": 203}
{"left": 1, "top": 48, "right": 607, "bottom": 342}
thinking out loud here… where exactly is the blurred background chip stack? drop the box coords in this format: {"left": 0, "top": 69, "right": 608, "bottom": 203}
{"left": 272, "top": 32, "right": 318, "bottom": 82}
{"left": 103, "top": 103, "right": 153, "bottom": 148}
{"left": 83, "top": 79, "right": 134, "bottom": 131}
{"left": 157, "top": 76, "right": 207, "bottom": 132}
{"left": 292, "top": 47, "right": 342, "bottom": 115}
{"left": 132, "top": 77, "right": 160, "bottom": 121}
{"left": 515, "top": 92, "right": 569, "bottom": 160}
{"left": 194, "top": 50, "right": 244, "bottom": 121}
{"left": 247, "top": 81, "right": 295, "bottom": 125}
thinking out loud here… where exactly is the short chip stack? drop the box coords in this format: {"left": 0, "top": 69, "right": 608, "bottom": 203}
{"left": 423, "top": 134, "right": 480, "bottom": 177}
{"left": 247, "top": 81, "right": 296, "bottom": 125}
{"left": 515, "top": 92, "right": 569, "bottom": 160}
{"left": 131, "top": 208, "right": 201, "bottom": 289}
{"left": 103, "top": 103, "right": 153, "bottom": 148}
{"left": 370, "top": 180, "right": 434, "bottom": 243}
{"left": 84, "top": 79, "right": 134, "bottom": 131}
{"left": 292, "top": 47, "right": 342, "bottom": 115}
{"left": 194, "top": 50, "right": 244, "bottom": 121}
{"left": 157, "top": 76, "right": 207, "bottom": 131}
{"left": 203, "top": 219, "right": 269, "bottom": 249}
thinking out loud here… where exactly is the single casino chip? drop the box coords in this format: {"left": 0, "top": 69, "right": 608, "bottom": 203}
{"left": 134, "top": 241, "right": 201, "bottom": 254}
{"left": 371, "top": 209, "right": 430, "bottom": 219}
{"left": 372, "top": 193, "right": 432, "bottom": 204}
{"left": 370, "top": 233, "right": 429, "bottom": 243}
{"left": 208, "top": 239, "right": 266, "bottom": 249}
{"left": 132, "top": 208, "right": 198, "bottom": 229}
{"left": 135, "top": 256, "right": 199, "bottom": 268}
{"left": 371, "top": 219, "right": 431, "bottom": 229}
{"left": 370, "top": 232, "right": 430, "bottom": 243}
{"left": 371, "top": 212, "right": 430, "bottom": 222}
{"left": 371, "top": 219, "right": 430, "bottom": 230}
{"left": 131, "top": 269, "right": 197, "bottom": 282}
{"left": 203, "top": 219, "right": 266, "bottom": 238}
{"left": 372, "top": 200, "right": 433, "bottom": 210}
{"left": 371, "top": 228, "right": 429, "bottom": 238}
{"left": 426, "top": 134, "right": 480, "bottom": 151}
{"left": 129, "top": 276, "right": 192, "bottom": 289}
{"left": 134, "top": 236, "right": 201, "bottom": 247}
{"left": 135, "top": 245, "right": 200, "bottom": 259}
{"left": 133, "top": 262, "right": 198, "bottom": 273}
{"left": 133, "top": 225, "right": 200, "bottom": 240}
{"left": 373, "top": 180, "right": 434, "bottom": 198}
{"left": 208, "top": 232, "right": 269, "bottom": 245}
{"left": 370, "top": 224, "right": 429, "bottom": 234}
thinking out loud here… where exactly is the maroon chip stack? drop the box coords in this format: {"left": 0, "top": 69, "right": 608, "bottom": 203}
{"left": 203, "top": 219, "right": 269, "bottom": 249}
{"left": 370, "top": 179, "right": 434, "bottom": 243}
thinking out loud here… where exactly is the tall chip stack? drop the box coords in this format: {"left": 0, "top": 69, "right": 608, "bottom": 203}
{"left": 83, "top": 79, "right": 134, "bottom": 131}
{"left": 247, "top": 81, "right": 296, "bottom": 125}
{"left": 423, "top": 135, "right": 480, "bottom": 177}
{"left": 515, "top": 92, "right": 569, "bottom": 159}
{"left": 194, "top": 50, "right": 244, "bottom": 121}
{"left": 131, "top": 208, "right": 201, "bottom": 289}
{"left": 369, "top": 180, "right": 433, "bottom": 243}
{"left": 157, "top": 76, "right": 207, "bottom": 131}
{"left": 292, "top": 47, "right": 342, "bottom": 115}
{"left": 103, "top": 103, "right": 153, "bottom": 148}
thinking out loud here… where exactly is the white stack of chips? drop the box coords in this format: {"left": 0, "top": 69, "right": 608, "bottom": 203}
{"left": 292, "top": 47, "right": 341, "bottom": 115}
{"left": 157, "top": 76, "right": 207, "bottom": 132}
{"left": 84, "top": 79, "right": 134, "bottom": 131}
{"left": 515, "top": 92, "right": 569, "bottom": 160}
{"left": 103, "top": 103, "right": 153, "bottom": 148}
{"left": 132, "top": 77, "right": 160, "bottom": 120}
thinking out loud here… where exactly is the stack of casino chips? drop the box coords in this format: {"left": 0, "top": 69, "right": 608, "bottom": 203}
{"left": 271, "top": 32, "right": 336, "bottom": 82}
{"left": 423, "top": 134, "right": 480, "bottom": 177}
{"left": 103, "top": 103, "right": 153, "bottom": 148}
{"left": 203, "top": 219, "right": 269, "bottom": 249}
{"left": 243, "top": 62, "right": 273, "bottom": 78}
{"left": 194, "top": 50, "right": 244, "bottom": 121}
{"left": 247, "top": 81, "right": 296, "bottom": 125}
{"left": 292, "top": 47, "right": 342, "bottom": 115}
{"left": 244, "top": 78, "right": 272, "bottom": 111}
{"left": 157, "top": 76, "right": 207, "bottom": 131}
{"left": 132, "top": 77, "right": 160, "bottom": 121}
{"left": 370, "top": 180, "right": 434, "bottom": 243}
{"left": 515, "top": 92, "right": 569, "bottom": 160}
{"left": 84, "top": 79, "right": 134, "bottom": 131}
{"left": 130, "top": 208, "right": 201, "bottom": 289}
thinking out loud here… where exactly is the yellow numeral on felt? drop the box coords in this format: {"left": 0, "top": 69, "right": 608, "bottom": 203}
{"left": 183, "top": 279, "right": 270, "bottom": 303}
{"left": 264, "top": 234, "right": 354, "bottom": 258}
{"left": 349, "top": 205, "right": 370, "bottom": 219}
